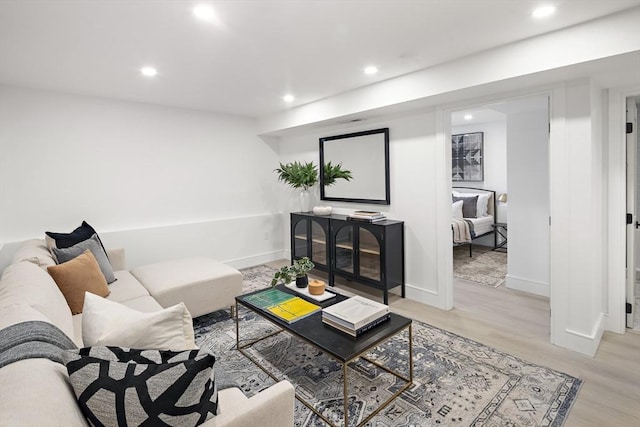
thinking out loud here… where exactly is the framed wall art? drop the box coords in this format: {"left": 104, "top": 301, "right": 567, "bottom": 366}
{"left": 452, "top": 132, "right": 483, "bottom": 182}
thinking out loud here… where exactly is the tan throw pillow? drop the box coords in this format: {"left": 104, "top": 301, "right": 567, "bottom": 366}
{"left": 47, "top": 250, "right": 110, "bottom": 314}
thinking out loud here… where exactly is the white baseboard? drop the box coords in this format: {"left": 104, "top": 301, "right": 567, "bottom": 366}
{"left": 563, "top": 313, "right": 605, "bottom": 357}
{"left": 226, "top": 251, "right": 287, "bottom": 270}
{"left": 505, "top": 274, "right": 550, "bottom": 297}
{"left": 405, "top": 283, "right": 451, "bottom": 310}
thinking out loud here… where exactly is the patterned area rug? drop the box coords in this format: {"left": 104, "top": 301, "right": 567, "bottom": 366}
{"left": 194, "top": 265, "right": 580, "bottom": 427}
{"left": 453, "top": 245, "right": 507, "bottom": 287}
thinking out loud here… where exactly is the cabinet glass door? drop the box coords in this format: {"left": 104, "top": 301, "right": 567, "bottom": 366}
{"left": 359, "top": 228, "right": 381, "bottom": 281}
{"left": 293, "top": 220, "right": 308, "bottom": 259}
{"left": 310, "top": 221, "right": 327, "bottom": 265}
{"left": 334, "top": 225, "right": 354, "bottom": 273}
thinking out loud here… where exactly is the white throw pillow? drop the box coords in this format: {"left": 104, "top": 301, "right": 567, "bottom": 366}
{"left": 82, "top": 292, "right": 196, "bottom": 350}
{"left": 452, "top": 200, "right": 464, "bottom": 219}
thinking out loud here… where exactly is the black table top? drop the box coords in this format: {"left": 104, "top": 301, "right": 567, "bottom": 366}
{"left": 236, "top": 284, "right": 412, "bottom": 362}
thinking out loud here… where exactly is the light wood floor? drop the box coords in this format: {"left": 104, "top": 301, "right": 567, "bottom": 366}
{"left": 269, "top": 261, "right": 640, "bottom": 426}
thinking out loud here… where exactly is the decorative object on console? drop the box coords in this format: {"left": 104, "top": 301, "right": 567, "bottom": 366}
{"left": 274, "top": 161, "right": 318, "bottom": 212}
{"left": 62, "top": 346, "right": 218, "bottom": 427}
{"left": 270, "top": 256, "right": 315, "bottom": 288}
{"left": 452, "top": 132, "right": 484, "bottom": 181}
{"left": 312, "top": 205, "right": 333, "bottom": 215}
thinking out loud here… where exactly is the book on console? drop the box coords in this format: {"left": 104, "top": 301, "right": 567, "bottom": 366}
{"left": 346, "top": 216, "right": 386, "bottom": 223}
{"left": 322, "top": 312, "right": 391, "bottom": 337}
{"left": 322, "top": 295, "right": 389, "bottom": 330}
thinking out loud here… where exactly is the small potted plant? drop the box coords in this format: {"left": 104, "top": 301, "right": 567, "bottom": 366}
{"left": 271, "top": 257, "right": 315, "bottom": 288}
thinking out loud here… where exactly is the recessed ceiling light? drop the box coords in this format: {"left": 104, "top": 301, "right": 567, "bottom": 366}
{"left": 532, "top": 5, "right": 556, "bottom": 18}
{"left": 193, "top": 4, "right": 216, "bottom": 21}
{"left": 364, "top": 66, "right": 378, "bottom": 75}
{"left": 283, "top": 94, "right": 294, "bottom": 103}
{"left": 140, "top": 66, "right": 158, "bottom": 77}
{"left": 464, "top": 114, "right": 473, "bottom": 120}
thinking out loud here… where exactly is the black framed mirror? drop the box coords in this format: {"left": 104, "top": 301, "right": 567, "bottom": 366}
{"left": 319, "top": 128, "right": 390, "bottom": 205}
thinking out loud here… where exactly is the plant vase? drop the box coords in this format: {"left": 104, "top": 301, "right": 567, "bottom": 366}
{"left": 299, "top": 189, "right": 311, "bottom": 212}
{"left": 295, "top": 275, "right": 308, "bottom": 288}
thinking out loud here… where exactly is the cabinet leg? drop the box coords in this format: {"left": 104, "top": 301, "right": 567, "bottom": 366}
{"left": 383, "top": 290, "right": 388, "bottom": 305}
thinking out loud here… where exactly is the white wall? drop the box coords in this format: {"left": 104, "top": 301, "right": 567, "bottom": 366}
{"left": 0, "top": 85, "right": 284, "bottom": 270}
{"left": 549, "top": 80, "right": 606, "bottom": 356}
{"left": 505, "top": 103, "right": 550, "bottom": 296}
{"left": 276, "top": 111, "right": 454, "bottom": 308}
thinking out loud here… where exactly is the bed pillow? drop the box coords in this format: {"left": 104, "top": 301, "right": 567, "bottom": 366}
{"left": 47, "top": 250, "right": 110, "bottom": 314}
{"left": 52, "top": 234, "right": 116, "bottom": 284}
{"left": 452, "top": 200, "right": 464, "bottom": 219}
{"left": 62, "top": 346, "right": 217, "bottom": 426}
{"left": 453, "top": 191, "right": 491, "bottom": 217}
{"left": 82, "top": 292, "right": 196, "bottom": 350}
{"left": 452, "top": 195, "right": 478, "bottom": 218}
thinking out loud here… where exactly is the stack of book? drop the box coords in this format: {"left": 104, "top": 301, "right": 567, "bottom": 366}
{"left": 322, "top": 295, "right": 390, "bottom": 337}
{"left": 347, "top": 210, "right": 387, "bottom": 222}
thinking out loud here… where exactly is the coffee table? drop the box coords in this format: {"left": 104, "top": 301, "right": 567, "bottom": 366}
{"left": 235, "top": 285, "right": 413, "bottom": 427}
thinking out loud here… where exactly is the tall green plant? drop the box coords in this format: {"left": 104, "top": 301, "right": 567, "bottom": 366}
{"left": 274, "top": 161, "right": 318, "bottom": 191}
{"left": 323, "top": 161, "right": 353, "bottom": 186}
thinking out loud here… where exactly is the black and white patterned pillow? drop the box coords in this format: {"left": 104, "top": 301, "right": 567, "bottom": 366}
{"left": 62, "top": 346, "right": 217, "bottom": 427}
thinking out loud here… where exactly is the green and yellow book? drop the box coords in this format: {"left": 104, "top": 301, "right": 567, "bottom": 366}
{"left": 243, "top": 288, "right": 295, "bottom": 309}
{"left": 267, "top": 296, "right": 321, "bottom": 323}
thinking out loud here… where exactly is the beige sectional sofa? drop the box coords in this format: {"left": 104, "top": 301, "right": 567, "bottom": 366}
{"left": 0, "top": 239, "right": 294, "bottom": 427}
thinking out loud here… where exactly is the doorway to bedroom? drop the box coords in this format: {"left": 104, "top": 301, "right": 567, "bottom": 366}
{"left": 449, "top": 94, "right": 550, "bottom": 301}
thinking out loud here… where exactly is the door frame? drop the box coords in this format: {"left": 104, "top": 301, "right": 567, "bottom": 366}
{"left": 438, "top": 89, "right": 553, "bottom": 313}
{"left": 607, "top": 86, "right": 640, "bottom": 334}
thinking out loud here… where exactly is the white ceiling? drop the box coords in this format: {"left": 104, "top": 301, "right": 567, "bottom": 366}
{"left": 1, "top": 0, "right": 639, "bottom": 118}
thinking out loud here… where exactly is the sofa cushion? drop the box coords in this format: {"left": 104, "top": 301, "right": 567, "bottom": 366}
{"left": 131, "top": 257, "right": 243, "bottom": 317}
{"left": 82, "top": 292, "right": 196, "bottom": 350}
{"left": 52, "top": 234, "right": 116, "bottom": 284}
{"left": 62, "top": 347, "right": 217, "bottom": 427}
{"left": 11, "top": 238, "right": 56, "bottom": 268}
{"left": 106, "top": 270, "right": 150, "bottom": 303}
{"left": 47, "top": 251, "right": 110, "bottom": 315}
{"left": 0, "top": 261, "right": 75, "bottom": 340}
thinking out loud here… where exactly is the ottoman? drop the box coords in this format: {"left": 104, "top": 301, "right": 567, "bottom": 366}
{"left": 130, "top": 257, "right": 243, "bottom": 318}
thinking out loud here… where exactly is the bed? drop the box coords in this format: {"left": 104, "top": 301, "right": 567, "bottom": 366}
{"left": 451, "top": 187, "right": 497, "bottom": 256}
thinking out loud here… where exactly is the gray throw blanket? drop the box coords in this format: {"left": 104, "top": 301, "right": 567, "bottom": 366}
{"left": 0, "top": 321, "right": 77, "bottom": 369}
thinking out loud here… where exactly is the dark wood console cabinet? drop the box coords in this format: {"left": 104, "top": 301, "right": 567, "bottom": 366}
{"left": 290, "top": 212, "right": 404, "bottom": 304}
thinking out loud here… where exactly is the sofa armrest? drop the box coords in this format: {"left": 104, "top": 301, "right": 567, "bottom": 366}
{"left": 203, "top": 380, "right": 295, "bottom": 427}
{"left": 106, "top": 248, "right": 126, "bottom": 271}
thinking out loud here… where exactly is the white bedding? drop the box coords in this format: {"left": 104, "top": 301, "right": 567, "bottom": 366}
{"left": 468, "top": 215, "right": 494, "bottom": 236}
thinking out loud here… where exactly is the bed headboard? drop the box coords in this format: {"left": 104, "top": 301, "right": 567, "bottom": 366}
{"left": 452, "top": 187, "right": 496, "bottom": 219}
